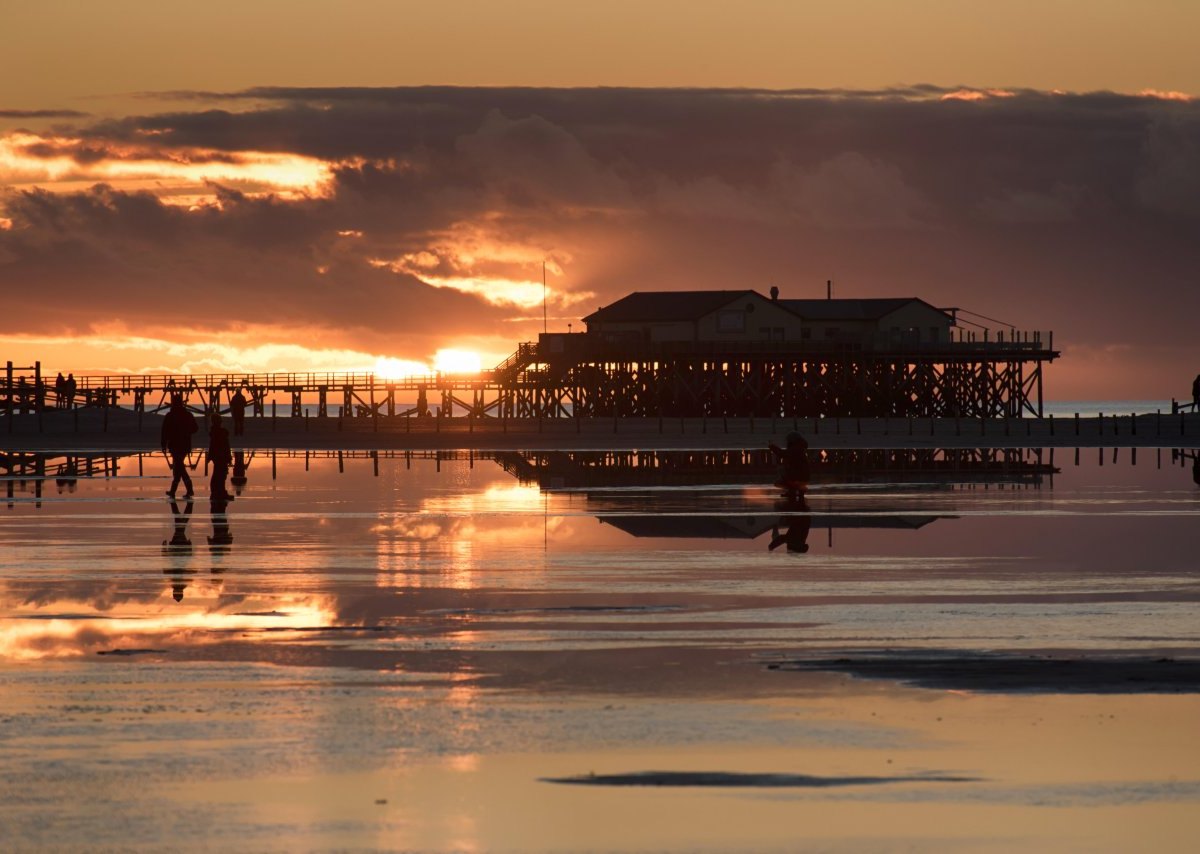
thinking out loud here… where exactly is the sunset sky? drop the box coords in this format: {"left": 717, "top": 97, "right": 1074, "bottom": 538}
{"left": 2, "top": 1, "right": 1198, "bottom": 398}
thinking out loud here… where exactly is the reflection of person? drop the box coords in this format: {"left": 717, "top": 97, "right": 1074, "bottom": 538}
{"left": 769, "top": 494, "right": 812, "bottom": 553}
{"left": 165, "top": 499, "right": 194, "bottom": 549}
{"left": 209, "top": 495, "right": 234, "bottom": 554}
{"left": 56, "top": 458, "right": 78, "bottom": 494}
{"left": 230, "top": 450, "right": 250, "bottom": 495}
{"left": 163, "top": 499, "right": 195, "bottom": 601}
{"left": 207, "top": 413, "right": 234, "bottom": 500}
{"left": 161, "top": 394, "right": 198, "bottom": 498}
{"left": 230, "top": 389, "right": 248, "bottom": 436}
{"left": 768, "top": 432, "right": 811, "bottom": 493}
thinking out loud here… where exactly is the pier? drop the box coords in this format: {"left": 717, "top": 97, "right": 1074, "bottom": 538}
{"left": 4, "top": 329, "right": 1058, "bottom": 423}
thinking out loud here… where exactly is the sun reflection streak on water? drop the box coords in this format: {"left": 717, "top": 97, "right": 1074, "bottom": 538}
{"left": 0, "top": 594, "right": 337, "bottom": 661}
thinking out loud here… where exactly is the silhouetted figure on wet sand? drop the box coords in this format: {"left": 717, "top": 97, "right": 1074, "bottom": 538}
{"left": 230, "top": 388, "right": 248, "bottom": 436}
{"left": 769, "top": 432, "right": 811, "bottom": 495}
{"left": 161, "top": 395, "right": 198, "bottom": 498}
{"left": 163, "top": 499, "right": 195, "bottom": 602}
{"left": 207, "top": 413, "right": 234, "bottom": 501}
{"left": 230, "top": 450, "right": 250, "bottom": 495}
{"left": 770, "top": 494, "right": 812, "bottom": 553}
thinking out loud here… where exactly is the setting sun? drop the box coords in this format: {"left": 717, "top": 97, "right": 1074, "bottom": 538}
{"left": 373, "top": 356, "right": 431, "bottom": 380}
{"left": 433, "top": 348, "right": 483, "bottom": 375}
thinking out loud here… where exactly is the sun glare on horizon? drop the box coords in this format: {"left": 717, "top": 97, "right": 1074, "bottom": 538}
{"left": 432, "top": 348, "right": 483, "bottom": 375}
{"left": 372, "top": 349, "right": 484, "bottom": 379}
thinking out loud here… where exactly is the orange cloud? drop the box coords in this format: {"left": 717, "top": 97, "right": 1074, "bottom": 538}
{"left": 940, "top": 88, "right": 1017, "bottom": 101}
{"left": 0, "top": 130, "right": 335, "bottom": 201}
{"left": 1138, "top": 89, "right": 1192, "bottom": 101}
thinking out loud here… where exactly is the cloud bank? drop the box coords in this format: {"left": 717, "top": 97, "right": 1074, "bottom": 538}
{"left": 1, "top": 86, "right": 1197, "bottom": 396}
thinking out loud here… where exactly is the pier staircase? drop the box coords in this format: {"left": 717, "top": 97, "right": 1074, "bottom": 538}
{"left": 491, "top": 342, "right": 538, "bottom": 384}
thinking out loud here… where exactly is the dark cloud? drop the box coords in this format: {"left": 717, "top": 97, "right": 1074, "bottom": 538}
{"left": 0, "top": 108, "right": 88, "bottom": 118}
{"left": 3, "top": 87, "right": 1199, "bottom": 393}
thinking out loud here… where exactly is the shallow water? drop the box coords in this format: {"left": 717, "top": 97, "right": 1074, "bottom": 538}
{"left": 1, "top": 447, "right": 1198, "bottom": 851}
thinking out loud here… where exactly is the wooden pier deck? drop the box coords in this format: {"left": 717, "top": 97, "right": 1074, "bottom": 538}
{"left": 5, "top": 329, "right": 1066, "bottom": 422}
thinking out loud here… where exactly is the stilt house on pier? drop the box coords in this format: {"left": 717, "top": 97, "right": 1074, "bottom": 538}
{"left": 580, "top": 289, "right": 955, "bottom": 346}
{"left": 521, "top": 287, "right": 1054, "bottom": 419}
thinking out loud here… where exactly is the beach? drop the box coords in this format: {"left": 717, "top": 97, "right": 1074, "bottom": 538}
{"left": 2, "top": 436, "right": 1199, "bottom": 851}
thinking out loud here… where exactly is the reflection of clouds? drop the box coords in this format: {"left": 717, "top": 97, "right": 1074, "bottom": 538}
{"left": 371, "top": 485, "right": 560, "bottom": 585}
{"left": 0, "top": 595, "right": 336, "bottom": 661}
{"left": 375, "top": 485, "right": 565, "bottom": 545}
{"left": 370, "top": 515, "right": 473, "bottom": 541}
{"left": 422, "top": 484, "right": 543, "bottom": 516}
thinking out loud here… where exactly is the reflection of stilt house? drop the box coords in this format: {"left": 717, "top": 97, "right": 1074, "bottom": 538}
{"left": 497, "top": 288, "right": 1056, "bottom": 418}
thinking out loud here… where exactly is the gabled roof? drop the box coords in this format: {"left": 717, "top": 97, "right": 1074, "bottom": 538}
{"left": 583, "top": 290, "right": 760, "bottom": 324}
{"left": 779, "top": 297, "right": 950, "bottom": 322}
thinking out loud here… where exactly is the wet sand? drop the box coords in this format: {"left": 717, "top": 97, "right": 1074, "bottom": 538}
{"left": 2, "top": 446, "right": 1199, "bottom": 851}
{"left": 769, "top": 653, "right": 1200, "bottom": 693}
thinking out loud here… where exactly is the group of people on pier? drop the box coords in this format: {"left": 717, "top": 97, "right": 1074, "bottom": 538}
{"left": 52, "top": 373, "right": 77, "bottom": 408}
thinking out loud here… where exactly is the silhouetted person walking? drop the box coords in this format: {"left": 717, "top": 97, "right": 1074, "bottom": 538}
{"left": 207, "top": 413, "right": 234, "bottom": 500}
{"left": 230, "top": 389, "right": 247, "bottom": 436}
{"left": 161, "top": 395, "right": 198, "bottom": 498}
{"left": 769, "top": 432, "right": 811, "bottom": 494}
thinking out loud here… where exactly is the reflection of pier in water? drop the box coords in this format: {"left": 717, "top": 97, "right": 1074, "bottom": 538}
{"left": 494, "top": 447, "right": 1060, "bottom": 491}
{"left": 12, "top": 446, "right": 1200, "bottom": 508}
{"left": 2, "top": 451, "right": 128, "bottom": 505}
{"left": 491, "top": 448, "right": 1063, "bottom": 548}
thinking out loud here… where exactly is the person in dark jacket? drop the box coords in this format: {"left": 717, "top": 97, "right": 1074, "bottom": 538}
{"left": 768, "top": 432, "right": 811, "bottom": 494}
{"left": 207, "top": 412, "right": 234, "bottom": 500}
{"left": 229, "top": 388, "right": 248, "bottom": 436}
{"left": 161, "top": 395, "right": 198, "bottom": 498}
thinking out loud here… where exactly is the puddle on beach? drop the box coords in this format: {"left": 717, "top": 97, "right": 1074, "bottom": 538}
{"left": 1, "top": 446, "right": 1198, "bottom": 851}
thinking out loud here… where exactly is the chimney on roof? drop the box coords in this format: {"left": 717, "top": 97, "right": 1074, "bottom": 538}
{"left": 769, "top": 285, "right": 779, "bottom": 301}
{"left": 826, "top": 279, "right": 832, "bottom": 300}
